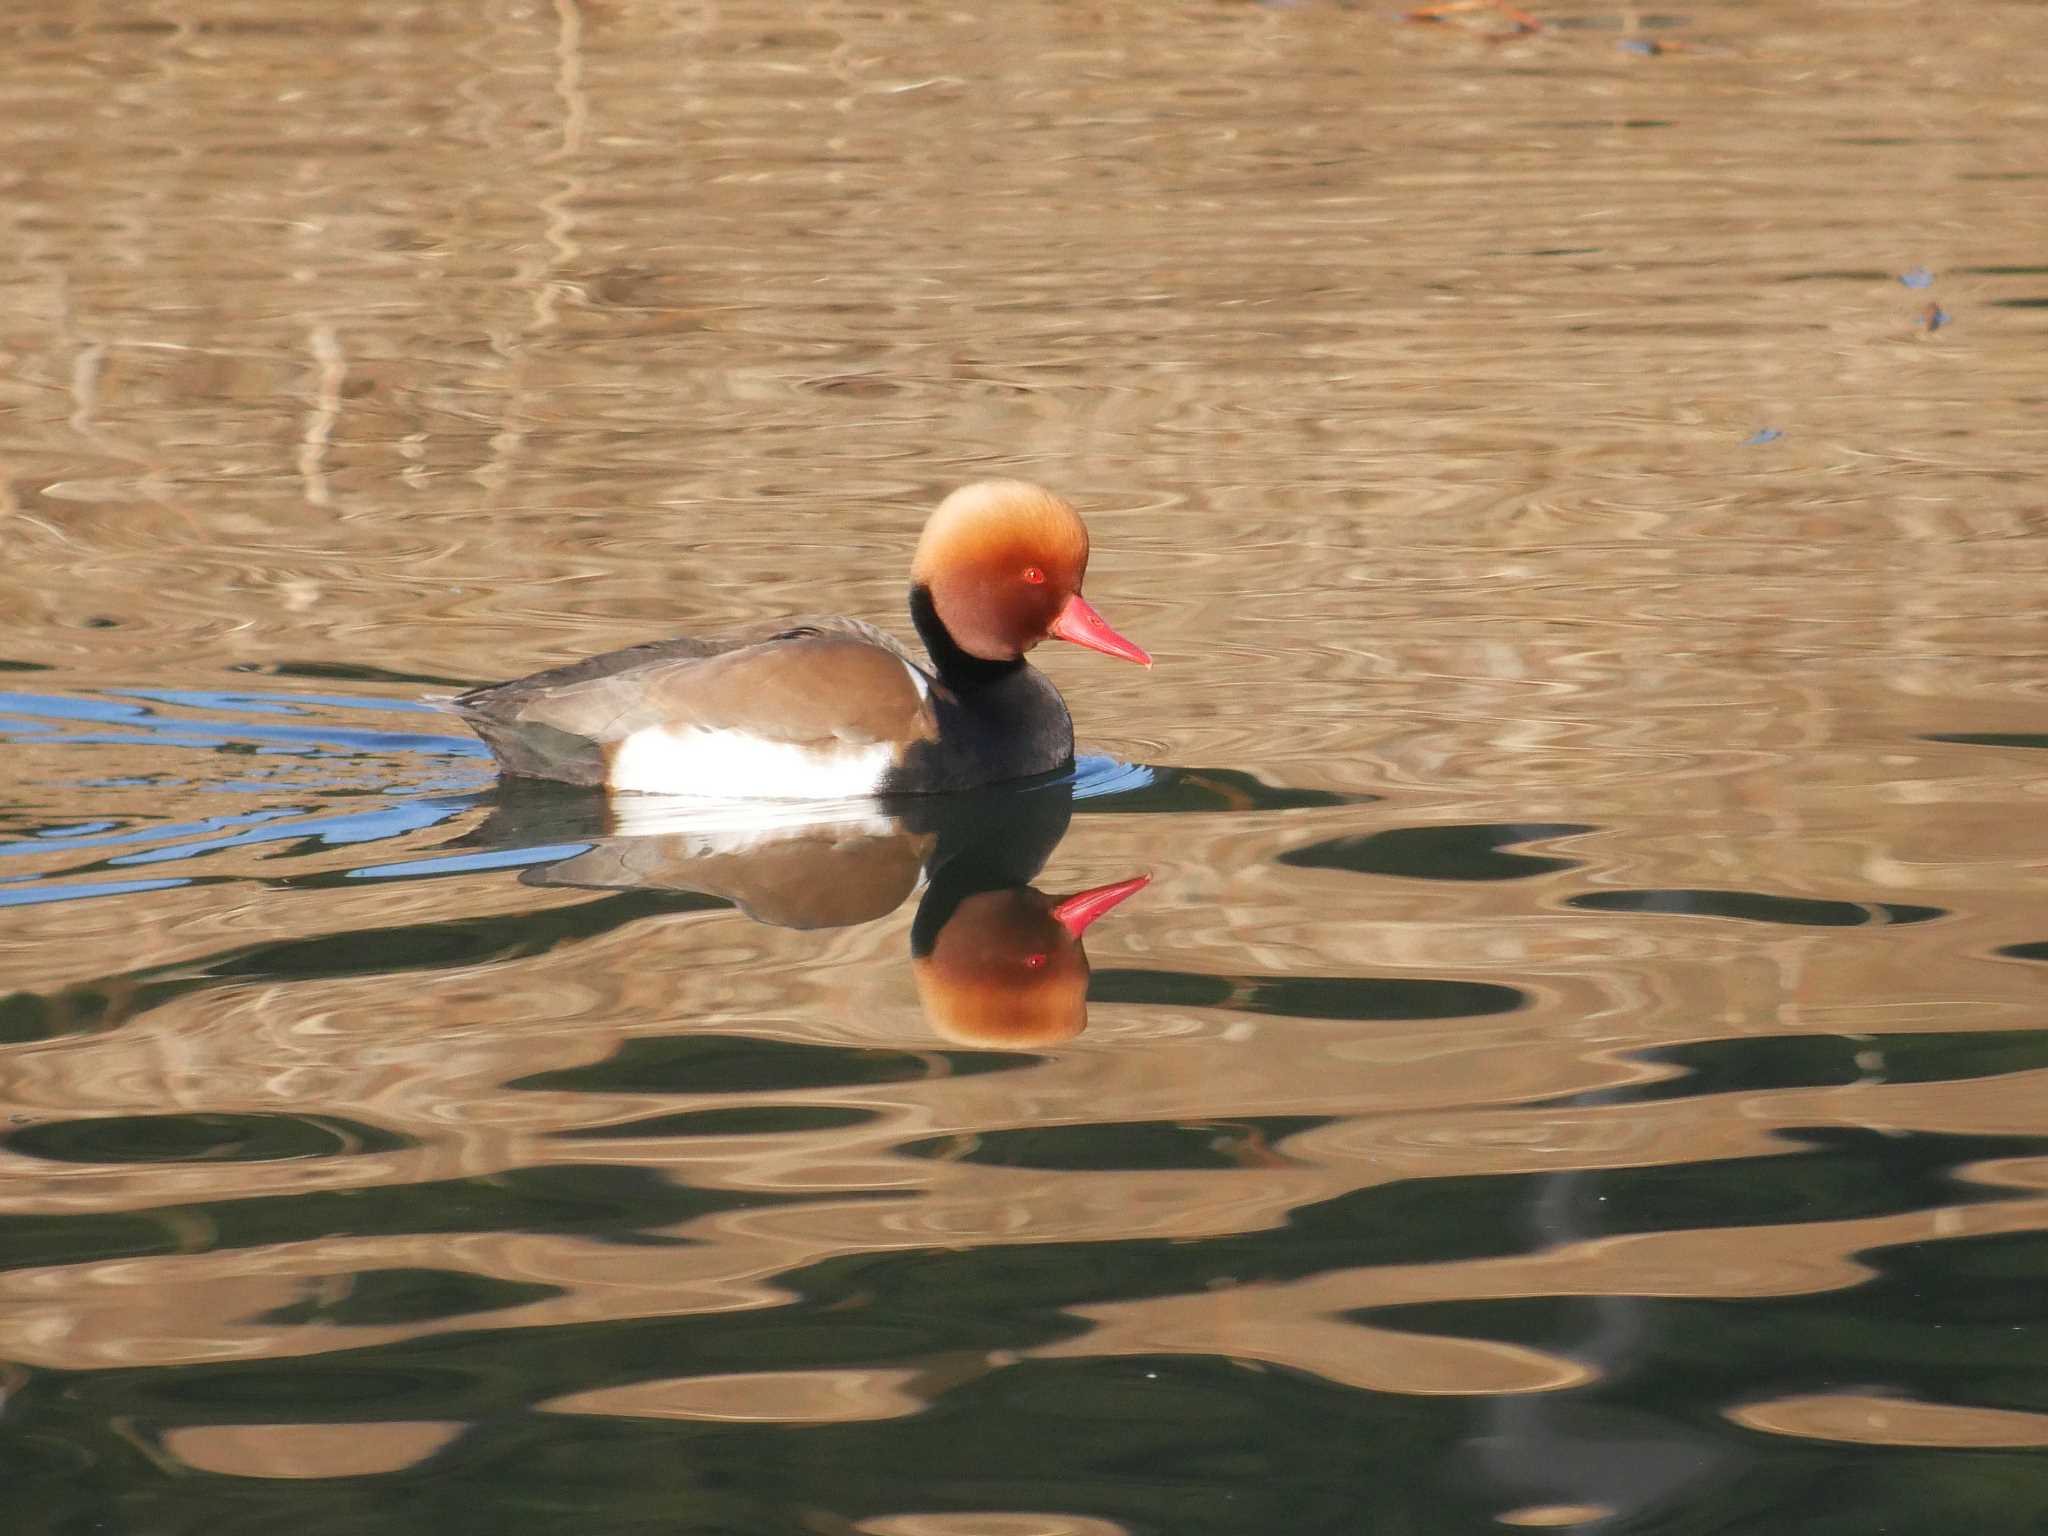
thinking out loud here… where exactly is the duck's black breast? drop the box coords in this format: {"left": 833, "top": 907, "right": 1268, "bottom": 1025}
{"left": 884, "top": 663, "right": 1074, "bottom": 794}
{"left": 889, "top": 582, "right": 1075, "bottom": 793}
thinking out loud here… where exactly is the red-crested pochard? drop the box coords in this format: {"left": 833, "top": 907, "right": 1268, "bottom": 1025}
{"left": 452, "top": 481, "right": 1149, "bottom": 797}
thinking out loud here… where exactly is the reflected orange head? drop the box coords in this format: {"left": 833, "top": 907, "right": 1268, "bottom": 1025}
{"left": 912, "top": 874, "right": 1148, "bottom": 1046}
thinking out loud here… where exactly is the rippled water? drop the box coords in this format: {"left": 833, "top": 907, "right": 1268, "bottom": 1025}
{"left": 4, "top": 0, "right": 2048, "bottom": 1531}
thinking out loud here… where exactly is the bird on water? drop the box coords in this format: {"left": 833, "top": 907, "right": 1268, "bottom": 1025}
{"left": 450, "top": 481, "right": 1150, "bottom": 798}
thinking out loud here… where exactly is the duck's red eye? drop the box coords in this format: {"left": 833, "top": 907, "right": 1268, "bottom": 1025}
{"left": 1024, "top": 952, "right": 1048, "bottom": 969}
{"left": 1021, "top": 566, "right": 1046, "bottom": 585}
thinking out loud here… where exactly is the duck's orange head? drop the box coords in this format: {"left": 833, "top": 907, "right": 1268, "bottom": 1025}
{"left": 912, "top": 481, "right": 1150, "bottom": 667}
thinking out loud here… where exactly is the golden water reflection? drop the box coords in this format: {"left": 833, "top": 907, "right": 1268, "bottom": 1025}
{"left": 161, "top": 1421, "right": 466, "bottom": 1480}
{"left": 543, "top": 1368, "right": 927, "bottom": 1424}
{"left": 3, "top": 0, "right": 2048, "bottom": 1527}
{"left": 1730, "top": 1395, "right": 2048, "bottom": 1451}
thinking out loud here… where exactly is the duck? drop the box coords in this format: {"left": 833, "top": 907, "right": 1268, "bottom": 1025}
{"left": 450, "top": 481, "right": 1150, "bottom": 798}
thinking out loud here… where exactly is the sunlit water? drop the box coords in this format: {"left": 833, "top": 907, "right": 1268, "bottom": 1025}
{"left": 3, "top": 0, "right": 2047, "bottom": 1531}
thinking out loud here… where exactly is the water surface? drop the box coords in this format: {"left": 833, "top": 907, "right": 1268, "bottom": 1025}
{"left": 3, "top": 1, "right": 2047, "bottom": 1531}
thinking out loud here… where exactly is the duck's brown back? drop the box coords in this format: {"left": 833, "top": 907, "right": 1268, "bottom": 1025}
{"left": 453, "top": 616, "right": 939, "bottom": 789}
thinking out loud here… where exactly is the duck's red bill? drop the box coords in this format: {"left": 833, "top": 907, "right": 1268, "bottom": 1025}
{"left": 1048, "top": 592, "right": 1151, "bottom": 667}
{"left": 1050, "top": 873, "right": 1152, "bottom": 939}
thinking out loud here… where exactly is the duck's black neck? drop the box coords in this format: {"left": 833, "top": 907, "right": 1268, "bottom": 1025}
{"left": 910, "top": 583, "right": 1026, "bottom": 693}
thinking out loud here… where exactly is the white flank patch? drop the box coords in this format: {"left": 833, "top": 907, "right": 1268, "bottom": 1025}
{"left": 608, "top": 726, "right": 895, "bottom": 801}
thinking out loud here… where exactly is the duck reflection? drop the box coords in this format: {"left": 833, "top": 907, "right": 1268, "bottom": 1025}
{"left": 473, "top": 780, "right": 1147, "bottom": 1045}
{"left": 909, "top": 872, "right": 1148, "bottom": 1045}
